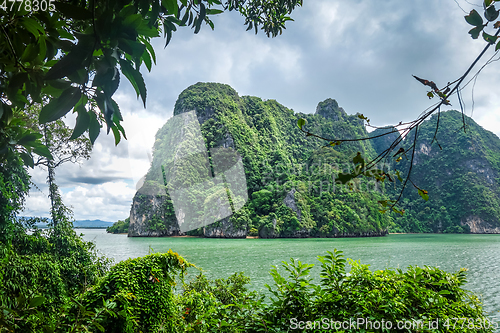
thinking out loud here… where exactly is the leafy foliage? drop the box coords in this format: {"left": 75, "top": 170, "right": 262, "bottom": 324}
{"left": 0, "top": 0, "right": 303, "bottom": 168}
{"left": 0, "top": 234, "right": 493, "bottom": 333}
{"left": 173, "top": 271, "right": 263, "bottom": 332}
{"left": 0, "top": 222, "right": 110, "bottom": 332}
{"left": 258, "top": 250, "right": 492, "bottom": 332}
{"left": 66, "top": 251, "right": 190, "bottom": 332}
{"left": 0, "top": 154, "right": 30, "bottom": 241}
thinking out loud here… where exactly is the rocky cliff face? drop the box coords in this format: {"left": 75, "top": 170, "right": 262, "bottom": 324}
{"left": 315, "top": 99, "right": 346, "bottom": 121}
{"left": 128, "top": 193, "right": 183, "bottom": 237}
{"left": 203, "top": 216, "right": 247, "bottom": 238}
{"left": 462, "top": 215, "right": 500, "bottom": 234}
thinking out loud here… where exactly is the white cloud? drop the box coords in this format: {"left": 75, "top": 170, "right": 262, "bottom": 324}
{"left": 62, "top": 182, "right": 136, "bottom": 221}
{"left": 23, "top": 92, "right": 171, "bottom": 221}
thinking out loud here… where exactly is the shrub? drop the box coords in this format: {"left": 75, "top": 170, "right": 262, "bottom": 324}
{"left": 67, "top": 251, "right": 191, "bottom": 333}
{"left": 260, "top": 249, "right": 493, "bottom": 333}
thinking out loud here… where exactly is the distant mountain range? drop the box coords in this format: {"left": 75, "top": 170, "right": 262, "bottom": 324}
{"left": 73, "top": 220, "right": 115, "bottom": 228}
{"left": 22, "top": 218, "right": 115, "bottom": 229}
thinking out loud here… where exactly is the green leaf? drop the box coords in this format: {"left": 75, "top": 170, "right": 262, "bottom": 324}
{"left": 39, "top": 87, "right": 81, "bottom": 123}
{"left": 111, "top": 126, "right": 121, "bottom": 145}
{"left": 88, "top": 112, "right": 101, "bottom": 145}
{"left": 418, "top": 188, "right": 429, "bottom": 201}
{"left": 352, "top": 152, "right": 364, "bottom": 165}
{"left": 468, "top": 25, "right": 484, "bottom": 39}
{"left": 29, "top": 296, "right": 46, "bottom": 308}
{"left": 7, "top": 73, "right": 29, "bottom": 101}
{"left": 465, "top": 9, "right": 484, "bottom": 26}
{"left": 164, "top": 23, "right": 173, "bottom": 46}
{"left": 329, "top": 141, "right": 340, "bottom": 147}
{"left": 194, "top": 17, "right": 202, "bottom": 34}
{"left": 33, "top": 145, "right": 53, "bottom": 160}
{"left": 142, "top": 47, "right": 153, "bottom": 71}
{"left": 105, "top": 68, "right": 120, "bottom": 98}
{"left": 206, "top": 8, "right": 224, "bottom": 15}
{"left": 44, "top": 43, "right": 91, "bottom": 81}
{"left": 119, "top": 59, "right": 147, "bottom": 107}
{"left": 93, "top": 65, "right": 112, "bottom": 87}
{"left": 118, "top": 39, "right": 146, "bottom": 58}
{"left": 38, "top": 36, "right": 47, "bottom": 61}
{"left": 123, "top": 13, "right": 143, "bottom": 28}
{"left": 485, "top": 0, "right": 494, "bottom": 7}
{"left": 143, "top": 39, "right": 157, "bottom": 64}
{"left": 496, "top": 40, "right": 500, "bottom": 51}
{"left": 378, "top": 200, "right": 388, "bottom": 207}
{"left": 20, "top": 18, "right": 44, "bottom": 38}
{"left": 483, "top": 31, "right": 498, "bottom": 44}
{"left": 297, "top": 118, "right": 307, "bottom": 129}
{"left": 207, "top": 19, "right": 215, "bottom": 30}
{"left": 70, "top": 105, "right": 91, "bottom": 140}
{"left": 188, "top": 10, "right": 194, "bottom": 26}
{"left": 19, "top": 152, "right": 34, "bottom": 168}
{"left": 162, "top": 0, "right": 178, "bottom": 16}
{"left": 392, "top": 207, "right": 404, "bottom": 215}
{"left": 150, "top": 0, "right": 161, "bottom": 27}
{"left": 136, "top": 24, "right": 160, "bottom": 38}
{"left": 21, "top": 43, "right": 39, "bottom": 63}
{"left": 17, "top": 133, "right": 42, "bottom": 145}
{"left": 111, "top": 98, "right": 123, "bottom": 122}
{"left": 181, "top": 9, "right": 190, "bottom": 25}
{"left": 199, "top": 3, "right": 206, "bottom": 23}
{"left": 335, "top": 173, "right": 354, "bottom": 184}
{"left": 485, "top": 5, "right": 499, "bottom": 21}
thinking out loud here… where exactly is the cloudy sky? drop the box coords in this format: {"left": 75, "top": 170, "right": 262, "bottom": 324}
{"left": 23, "top": 0, "right": 500, "bottom": 222}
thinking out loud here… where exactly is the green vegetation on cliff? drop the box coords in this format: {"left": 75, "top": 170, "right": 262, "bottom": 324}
{"left": 106, "top": 218, "right": 130, "bottom": 234}
{"left": 129, "top": 82, "right": 393, "bottom": 237}
{"left": 128, "top": 83, "right": 500, "bottom": 237}
{"left": 391, "top": 110, "right": 500, "bottom": 233}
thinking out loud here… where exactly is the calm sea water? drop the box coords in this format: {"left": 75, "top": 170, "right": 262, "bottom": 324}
{"left": 79, "top": 230, "right": 500, "bottom": 324}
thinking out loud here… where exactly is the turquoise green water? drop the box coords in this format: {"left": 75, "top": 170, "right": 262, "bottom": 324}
{"left": 79, "top": 230, "right": 500, "bottom": 324}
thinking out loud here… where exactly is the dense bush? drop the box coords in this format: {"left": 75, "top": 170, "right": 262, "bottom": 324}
{"left": 0, "top": 222, "right": 111, "bottom": 332}
{"left": 173, "top": 272, "right": 264, "bottom": 332}
{"left": 0, "top": 246, "right": 494, "bottom": 332}
{"left": 259, "top": 249, "right": 493, "bottom": 332}
{"left": 67, "top": 251, "right": 191, "bottom": 333}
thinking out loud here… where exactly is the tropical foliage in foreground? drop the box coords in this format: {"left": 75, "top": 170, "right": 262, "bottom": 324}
{"left": 0, "top": 227, "right": 493, "bottom": 332}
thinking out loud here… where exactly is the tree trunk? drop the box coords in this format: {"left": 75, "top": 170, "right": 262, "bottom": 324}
{"left": 44, "top": 125, "right": 59, "bottom": 227}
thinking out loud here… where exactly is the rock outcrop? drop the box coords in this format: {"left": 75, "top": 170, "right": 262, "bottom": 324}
{"left": 315, "top": 99, "right": 346, "bottom": 121}
{"left": 203, "top": 216, "right": 247, "bottom": 238}
{"left": 462, "top": 216, "right": 500, "bottom": 234}
{"left": 128, "top": 194, "right": 183, "bottom": 237}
